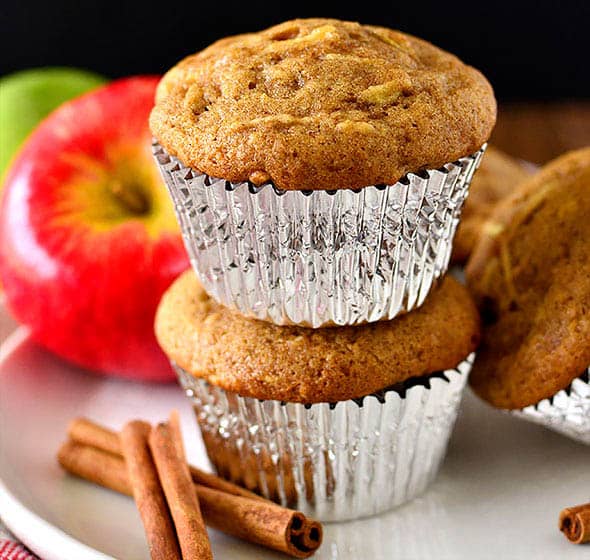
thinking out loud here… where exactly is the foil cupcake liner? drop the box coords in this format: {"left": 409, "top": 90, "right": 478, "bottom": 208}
{"left": 153, "top": 142, "right": 485, "bottom": 328}
{"left": 175, "top": 354, "right": 473, "bottom": 522}
{"left": 513, "top": 367, "right": 590, "bottom": 445}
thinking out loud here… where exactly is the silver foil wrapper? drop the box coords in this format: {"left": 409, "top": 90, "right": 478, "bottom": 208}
{"left": 175, "top": 354, "right": 473, "bottom": 522}
{"left": 513, "top": 368, "right": 590, "bottom": 445}
{"left": 153, "top": 142, "right": 485, "bottom": 328}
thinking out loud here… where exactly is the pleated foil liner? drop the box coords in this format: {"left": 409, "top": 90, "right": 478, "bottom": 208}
{"left": 153, "top": 141, "right": 485, "bottom": 328}
{"left": 175, "top": 354, "right": 473, "bottom": 522}
{"left": 513, "top": 367, "right": 590, "bottom": 445}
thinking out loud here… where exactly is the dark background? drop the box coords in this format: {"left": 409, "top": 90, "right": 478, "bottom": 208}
{"left": 1, "top": 0, "right": 589, "bottom": 102}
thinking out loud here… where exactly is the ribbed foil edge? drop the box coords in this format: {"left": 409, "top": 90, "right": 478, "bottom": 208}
{"left": 153, "top": 142, "right": 485, "bottom": 328}
{"left": 513, "top": 367, "right": 590, "bottom": 445}
{"left": 175, "top": 354, "right": 473, "bottom": 522}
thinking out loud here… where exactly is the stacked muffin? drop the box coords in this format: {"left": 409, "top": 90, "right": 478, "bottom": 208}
{"left": 151, "top": 19, "right": 496, "bottom": 521}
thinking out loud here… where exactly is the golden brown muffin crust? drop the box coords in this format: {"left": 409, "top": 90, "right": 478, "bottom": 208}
{"left": 466, "top": 147, "right": 590, "bottom": 409}
{"left": 150, "top": 18, "right": 496, "bottom": 190}
{"left": 155, "top": 272, "right": 480, "bottom": 403}
{"left": 452, "top": 146, "right": 531, "bottom": 263}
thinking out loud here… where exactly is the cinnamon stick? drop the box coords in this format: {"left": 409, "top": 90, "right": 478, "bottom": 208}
{"left": 559, "top": 502, "right": 590, "bottom": 544}
{"left": 301, "top": 521, "right": 323, "bottom": 551}
{"left": 120, "top": 421, "right": 181, "bottom": 560}
{"left": 57, "top": 440, "right": 321, "bottom": 558}
{"left": 168, "top": 411, "right": 186, "bottom": 460}
{"left": 58, "top": 440, "right": 130, "bottom": 495}
{"left": 68, "top": 417, "right": 121, "bottom": 455}
{"left": 149, "top": 422, "right": 213, "bottom": 560}
{"left": 196, "top": 485, "right": 321, "bottom": 558}
{"left": 68, "top": 417, "right": 262, "bottom": 501}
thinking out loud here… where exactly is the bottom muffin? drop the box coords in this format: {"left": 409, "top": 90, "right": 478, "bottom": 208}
{"left": 156, "top": 271, "right": 480, "bottom": 520}
{"left": 177, "top": 358, "right": 472, "bottom": 521}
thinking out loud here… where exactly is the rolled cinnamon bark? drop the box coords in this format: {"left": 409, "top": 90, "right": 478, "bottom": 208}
{"left": 559, "top": 503, "right": 590, "bottom": 544}
{"left": 58, "top": 440, "right": 130, "bottom": 495}
{"left": 68, "top": 417, "right": 262, "bottom": 501}
{"left": 196, "top": 485, "right": 321, "bottom": 557}
{"left": 302, "top": 521, "right": 323, "bottom": 551}
{"left": 57, "top": 440, "right": 321, "bottom": 558}
{"left": 168, "top": 411, "right": 186, "bottom": 460}
{"left": 149, "top": 422, "right": 213, "bottom": 560}
{"left": 68, "top": 418, "right": 121, "bottom": 455}
{"left": 120, "top": 421, "right": 181, "bottom": 560}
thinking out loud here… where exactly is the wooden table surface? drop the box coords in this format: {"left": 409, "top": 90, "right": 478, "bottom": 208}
{"left": 491, "top": 101, "right": 590, "bottom": 164}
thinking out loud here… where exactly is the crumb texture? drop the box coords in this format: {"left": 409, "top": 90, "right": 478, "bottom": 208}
{"left": 466, "top": 147, "right": 590, "bottom": 409}
{"left": 453, "top": 146, "right": 531, "bottom": 263}
{"left": 151, "top": 18, "right": 496, "bottom": 190}
{"left": 155, "top": 272, "right": 480, "bottom": 403}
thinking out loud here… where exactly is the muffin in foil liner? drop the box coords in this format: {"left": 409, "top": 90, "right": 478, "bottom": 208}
{"left": 175, "top": 354, "right": 473, "bottom": 522}
{"left": 512, "top": 368, "right": 590, "bottom": 445}
{"left": 153, "top": 142, "right": 485, "bottom": 328}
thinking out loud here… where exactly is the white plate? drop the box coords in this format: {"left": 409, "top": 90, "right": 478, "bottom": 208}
{"left": 0, "top": 304, "right": 588, "bottom": 560}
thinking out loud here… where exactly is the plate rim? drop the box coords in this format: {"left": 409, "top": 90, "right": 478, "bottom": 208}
{"left": 0, "top": 321, "right": 116, "bottom": 560}
{"left": 0, "top": 478, "right": 115, "bottom": 560}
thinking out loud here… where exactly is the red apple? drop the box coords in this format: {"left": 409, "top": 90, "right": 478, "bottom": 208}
{"left": 0, "top": 76, "right": 189, "bottom": 382}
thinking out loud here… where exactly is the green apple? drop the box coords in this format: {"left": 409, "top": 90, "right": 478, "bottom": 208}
{"left": 0, "top": 67, "right": 106, "bottom": 179}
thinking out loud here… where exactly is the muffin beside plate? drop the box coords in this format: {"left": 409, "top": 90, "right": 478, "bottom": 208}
{"left": 452, "top": 146, "right": 531, "bottom": 264}
{"left": 151, "top": 18, "right": 496, "bottom": 327}
{"left": 466, "top": 147, "right": 590, "bottom": 443}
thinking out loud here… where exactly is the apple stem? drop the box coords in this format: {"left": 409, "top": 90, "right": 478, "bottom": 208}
{"left": 109, "top": 180, "right": 150, "bottom": 215}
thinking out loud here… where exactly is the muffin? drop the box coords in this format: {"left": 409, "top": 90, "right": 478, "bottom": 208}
{"left": 451, "top": 146, "right": 531, "bottom": 263}
{"left": 151, "top": 18, "right": 496, "bottom": 328}
{"left": 156, "top": 271, "right": 480, "bottom": 520}
{"left": 466, "top": 147, "right": 590, "bottom": 443}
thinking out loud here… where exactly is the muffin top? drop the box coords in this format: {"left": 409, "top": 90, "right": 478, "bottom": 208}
{"left": 150, "top": 18, "right": 496, "bottom": 191}
{"left": 155, "top": 271, "right": 480, "bottom": 403}
{"left": 466, "top": 147, "right": 590, "bottom": 409}
{"left": 452, "top": 146, "right": 531, "bottom": 263}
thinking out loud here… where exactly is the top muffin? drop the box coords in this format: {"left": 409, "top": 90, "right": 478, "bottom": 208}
{"left": 150, "top": 18, "right": 496, "bottom": 190}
